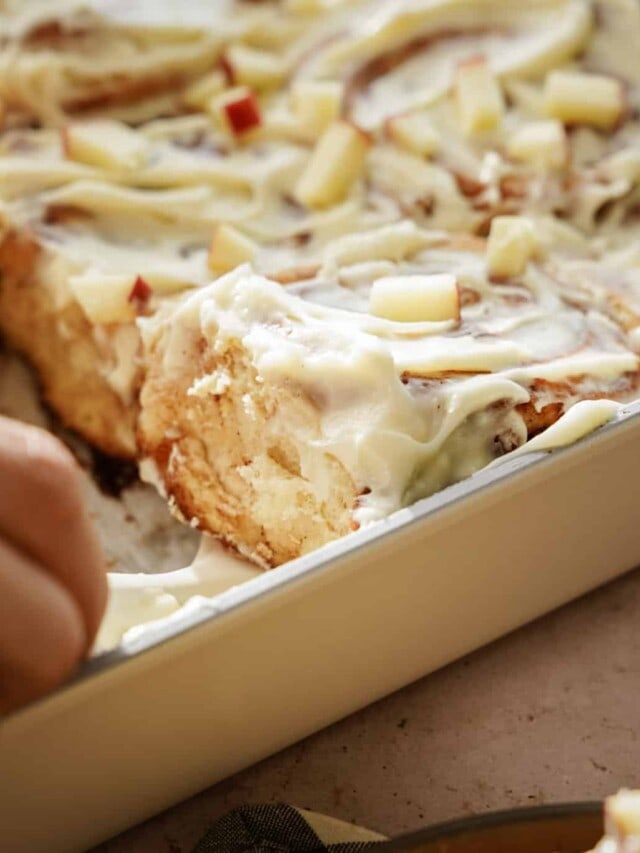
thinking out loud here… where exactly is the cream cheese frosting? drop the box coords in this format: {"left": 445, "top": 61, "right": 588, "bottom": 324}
{"left": 97, "top": 534, "right": 259, "bottom": 649}
{"left": 147, "top": 254, "right": 637, "bottom": 528}
{"left": 2, "top": 0, "right": 640, "bottom": 640}
{"left": 0, "top": 0, "right": 269, "bottom": 124}
{"left": 1, "top": 0, "right": 638, "bottom": 408}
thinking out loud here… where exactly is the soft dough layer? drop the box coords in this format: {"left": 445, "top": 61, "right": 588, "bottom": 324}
{"left": 0, "top": 229, "right": 139, "bottom": 457}
{"left": 139, "top": 313, "right": 358, "bottom": 567}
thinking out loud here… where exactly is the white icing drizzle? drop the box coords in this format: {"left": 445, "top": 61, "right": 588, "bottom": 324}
{"left": 97, "top": 535, "right": 260, "bottom": 650}
{"left": 1, "top": 0, "right": 639, "bottom": 402}
{"left": 1, "top": 0, "right": 640, "bottom": 644}
{"left": 489, "top": 399, "right": 622, "bottom": 465}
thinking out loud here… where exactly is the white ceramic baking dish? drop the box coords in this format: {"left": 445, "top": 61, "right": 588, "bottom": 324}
{"left": 3, "top": 401, "right": 640, "bottom": 853}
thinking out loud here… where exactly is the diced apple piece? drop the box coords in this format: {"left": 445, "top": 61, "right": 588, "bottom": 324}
{"left": 386, "top": 112, "right": 440, "bottom": 157}
{"left": 369, "top": 274, "right": 460, "bottom": 323}
{"left": 455, "top": 56, "right": 504, "bottom": 135}
{"left": 211, "top": 86, "right": 262, "bottom": 136}
{"left": 294, "top": 120, "right": 370, "bottom": 209}
{"left": 62, "top": 120, "right": 149, "bottom": 171}
{"left": 544, "top": 70, "right": 624, "bottom": 131}
{"left": 183, "top": 70, "right": 227, "bottom": 110}
{"left": 507, "top": 120, "right": 568, "bottom": 169}
{"left": 69, "top": 273, "right": 138, "bottom": 324}
{"left": 208, "top": 224, "right": 258, "bottom": 274}
{"left": 225, "top": 44, "right": 286, "bottom": 91}
{"left": 606, "top": 791, "right": 640, "bottom": 838}
{"left": 486, "top": 216, "right": 536, "bottom": 278}
{"left": 127, "top": 275, "right": 153, "bottom": 313}
{"left": 290, "top": 80, "right": 343, "bottom": 135}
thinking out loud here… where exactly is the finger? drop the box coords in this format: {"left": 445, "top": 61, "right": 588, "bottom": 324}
{"left": 0, "top": 416, "right": 107, "bottom": 647}
{"left": 0, "top": 536, "right": 86, "bottom": 714}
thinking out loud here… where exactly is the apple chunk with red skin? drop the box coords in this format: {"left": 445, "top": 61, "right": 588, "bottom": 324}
{"left": 69, "top": 273, "right": 155, "bottom": 324}
{"left": 215, "top": 87, "right": 262, "bottom": 136}
{"left": 128, "top": 275, "right": 154, "bottom": 314}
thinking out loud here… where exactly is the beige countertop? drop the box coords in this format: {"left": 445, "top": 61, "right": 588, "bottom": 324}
{"left": 95, "top": 564, "right": 640, "bottom": 852}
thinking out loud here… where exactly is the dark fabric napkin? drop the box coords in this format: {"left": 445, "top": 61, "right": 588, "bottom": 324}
{"left": 193, "top": 803, "right": 386, "bottom": 853}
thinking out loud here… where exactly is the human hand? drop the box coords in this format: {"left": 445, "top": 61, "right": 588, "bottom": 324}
{"left": 0, "top": 416, "right": 107, "bottom": 713}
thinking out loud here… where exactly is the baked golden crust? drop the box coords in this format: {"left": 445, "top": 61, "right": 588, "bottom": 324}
{"left": 0, "top": 229, "right": 138, "bottom": 458}
{"left": 138, "top": 328, "right": 358, "bottom": 567}
{"left": 517, "top": 376, "right": 640, "bottom": 438}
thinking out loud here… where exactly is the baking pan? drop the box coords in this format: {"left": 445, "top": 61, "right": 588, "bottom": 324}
{"left": 384, "top": 802, "right": 603, "bottom": 852}
{"left": 2, "top": 402, "right": 640, "bottom": 852}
